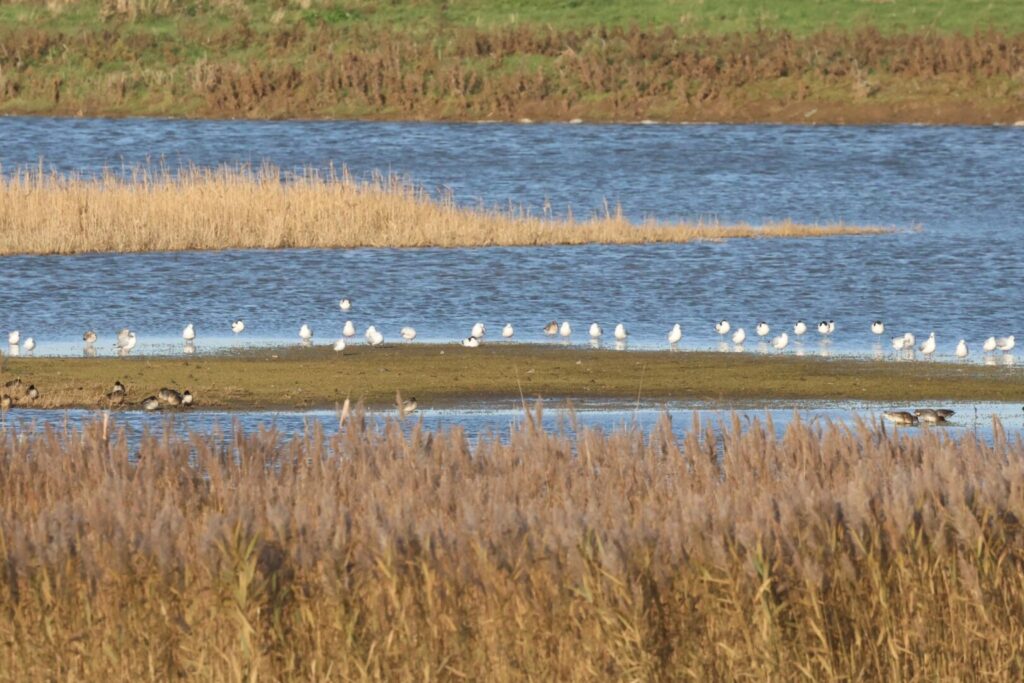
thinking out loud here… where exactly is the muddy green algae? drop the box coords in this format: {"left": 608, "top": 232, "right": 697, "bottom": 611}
{"left": 0, "top": 345, "right": 1022, "bottom": 411}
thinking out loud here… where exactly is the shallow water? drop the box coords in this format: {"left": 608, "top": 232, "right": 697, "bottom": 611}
{"left": 4, "top": 400, "right": 1022, "bottom": 446}
{"left": 0, "top": 117, "right": 1022, "bottom": 359}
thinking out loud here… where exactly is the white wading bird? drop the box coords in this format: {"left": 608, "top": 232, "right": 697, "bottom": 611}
{"left": 183, "top": 323, "right": 195, "bottom": 342}
{"left": 997, "top": 335, "right": 1015, "bottom": 352}
{"left": 755, "top": 322, "right": 770, "bottom": 337}
{"left": 559, "top": 321, "right": 572, "bottom": 338}
{"left": 333, "top": 338, "right": 346, "bottom": 352}
{"left": 471, "top": 322, "right": 486, "bottom": 338}
{"left": 590, "top": 323, "right": 602, "bottom": 338}
{"left": 401, "top": 326, "right": 417, "bottom": 342}
{"left": 339, "top": 298, "right": 352, "bottom": 311}
{"left": 771, "top": 332, "right": 789, "bottom": 350}
{"left": 299, "top": 324, "right": 313, "bottom": 342}
{"left": 343, "top": 320, "right": 356, "bottom": 337}
{"left": 871, "top": 320, "right": 885, "bottom": 335}
{"left": 614, "top": 323, "right": 628, "bottom": 341}
{"left": 116, "top": 331, "right": 137, "bottom": 355}
{"left": 983, "top": 336, "right": 997, "bottom": 352}
{"left": 793, "top": 320, "right": 807, "bottom": 336}
{"left": 7, "top": 330, "right": 19, "bottom": 346}
{"left": 502, "top": 323, "right": 514, "bottom": 338}
{"left": 955, "top": 339, "right": 968, "bottom": 358}
{"left": 365, "top": 325, "right": 384, "bottom": 347}
{"left": 732, "top": 328, "right": 746, "bottom": 345}
{"left": 715, "top": 320, "right": 730, "bottom": 336}
{"left": 231, "top": 320, "right": 245, "bottom": 334}
{"left": 668, "top": 323, "right": 682, "bottom": 345}
{"left": 920, "top": 332, "right": 936, "bottom": 355}
{"left": 462, "top": 336, "right": 480, "bottom": 348}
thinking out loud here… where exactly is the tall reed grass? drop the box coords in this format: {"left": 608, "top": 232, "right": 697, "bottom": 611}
{"left": 0, "top": 164, "right": 882, "bottom": 254}
{"left": 2, "top": 408, "right": 1023, "bottom": 679}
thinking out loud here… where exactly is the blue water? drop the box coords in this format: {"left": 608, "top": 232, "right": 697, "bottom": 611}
{"left": 4, "top": 400, "right": 1021, "bottom": 447}
{"left": 0, "top": 117, "right": 1021, "bottom": 360}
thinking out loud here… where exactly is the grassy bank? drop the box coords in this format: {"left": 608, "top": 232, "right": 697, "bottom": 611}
{"left": 0, "top": 165, "right": 883, "bottom": 254}
{"left": 0, "top": 1, "right": 1022, "bottom": 124}
{"left": 2, "top": 345, "right": 1022, "bottom": 410}
{"left": 3, "top": 411, "right": 1024, "bottom": 679}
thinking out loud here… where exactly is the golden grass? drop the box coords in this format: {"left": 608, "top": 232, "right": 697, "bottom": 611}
{"left": 2, "top": 408, "right": 1024, "bottom": 680}
{"left": 0, "top": 164, "right": 887, "bottom": 254}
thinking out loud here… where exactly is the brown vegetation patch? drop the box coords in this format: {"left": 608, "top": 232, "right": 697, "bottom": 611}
{"left": 2, "top": 410, "right": 1024, "bottom": 678}
{"left": 1, "top": 23, "right": 1023, "bottom": 123}
{"left": 0, "top": 164, "right": 885, "bottom": 254}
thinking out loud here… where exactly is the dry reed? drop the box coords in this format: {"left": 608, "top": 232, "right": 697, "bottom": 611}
{"left": 2, "top": 408, "right": 1024, "bottom": 680}
{"left": 0, "top": 164, "right": 883, "bottom": 254}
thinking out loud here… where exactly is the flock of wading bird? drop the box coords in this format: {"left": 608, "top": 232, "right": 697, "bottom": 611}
{"left": 2, "top": 298, "right": 1019, "bottom": 420}
{"left": 0, "top": 376, "right": 193, "bottom": 412}
{"left": 6, "top": 304, "right": 1013, "bottom": 359}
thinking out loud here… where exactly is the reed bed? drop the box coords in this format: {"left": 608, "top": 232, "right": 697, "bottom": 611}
{"left": 0, "top": 164, "right": 882, "bottom": 254}
{"left": 2, "top": 408, "right": 1024, "bottom": 680}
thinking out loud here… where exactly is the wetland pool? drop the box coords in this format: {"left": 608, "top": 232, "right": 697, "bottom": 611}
{"left": 1, "top": 118, "right": 1021, "bottom": 361}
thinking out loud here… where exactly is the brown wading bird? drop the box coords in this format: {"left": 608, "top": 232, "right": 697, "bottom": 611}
{"left": 141, "top": 396, "right": 160, "bottom": 411}
{"left": 914, "top": 408, "right": 956, "bottom": 424}
{"left": 401, "top": 397, "right": 418, "bottom": 417}
{"left": 883, "top": 411, "right": 919, "bottom": 426}
{"left": 3, "top": 378, "right": 22, "bottom": 391}
{"left": 158, "top": 388, "right": 183, "bottom": 406}
{"left": 25, "top": 384, "right": 38, "bottom": 401}
{"left": 103, "top": 380, "right": 127, "bottom": 406}
{"left": 0, "top": 395, "right": 11, "bottom": 410}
